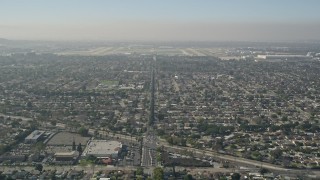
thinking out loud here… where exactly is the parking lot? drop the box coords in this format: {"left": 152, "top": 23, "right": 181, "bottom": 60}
{"left": 108, "top": 137, "right": 141, "bottom": 167}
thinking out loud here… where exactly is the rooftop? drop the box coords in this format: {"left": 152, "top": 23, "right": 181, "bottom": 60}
{"left": 83, "top": 140, "right": 122, "bottom": 158}
{"left": 25, "top": 130, "right": 45, "bottom": 140}
{"left": 55, "top": 151, "right": 79, "bottom": 157}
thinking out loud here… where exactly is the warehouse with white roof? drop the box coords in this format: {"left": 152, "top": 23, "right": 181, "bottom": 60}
{"left": 82, "top": 140, "right": 122, "bottom": 159}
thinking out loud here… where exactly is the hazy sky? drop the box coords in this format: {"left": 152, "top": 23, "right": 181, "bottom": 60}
{"left": 1, "top": 0, "right": 320, "bottom": 41}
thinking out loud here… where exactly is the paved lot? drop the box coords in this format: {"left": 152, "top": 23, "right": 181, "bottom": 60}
{"left": 46, "top": 132, "right": 90, "bottom": 146}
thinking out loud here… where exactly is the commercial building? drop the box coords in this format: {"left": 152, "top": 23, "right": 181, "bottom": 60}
{"left": 82, "top": 140, "right": 122, "bottom": 159}
{"left": 24, "top": 130, "right": 45, "bottom": 144}
{"left": 54, "top": 151, "right": 79, "bottom": 162}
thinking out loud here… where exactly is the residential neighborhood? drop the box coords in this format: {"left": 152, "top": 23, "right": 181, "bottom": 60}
{"left": 0, "top": 42, "right": 319, "bottom": 179}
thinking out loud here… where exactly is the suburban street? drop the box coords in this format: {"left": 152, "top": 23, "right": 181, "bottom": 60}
{"left": 141, "top": 130, "right": 157, "bottom": 167}
{"left": 141, "top": 62, "right": 158, "bottom": 167}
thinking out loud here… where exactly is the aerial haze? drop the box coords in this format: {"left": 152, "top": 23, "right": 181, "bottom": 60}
{"left": 1, "top": 0, "right": 320, "bottom": 42}
{"left": 1, "top": 1, "right": 320, "bottom": 179}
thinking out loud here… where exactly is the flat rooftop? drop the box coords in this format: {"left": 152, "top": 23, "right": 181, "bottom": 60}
{"left": 55, "top": 151, "right": 79, "bottom": 157}
{"left": 46, "top": 132, "right": 90, "bottom": 146}
{"left": 83, "top": 140, "right": 122, "bottom": 158}
{"left": 25, "top": 130, "right": 45, "bottom": 140}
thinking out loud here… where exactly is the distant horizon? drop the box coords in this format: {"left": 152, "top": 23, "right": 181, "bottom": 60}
{"left": 2, "top": 37, "right": 320, "bottom": 44}
{"left": 1, "top": 22, "right": 320, "bottom": 42}
{"left": 1, "top": 0, "right": 320, "bottom": 42}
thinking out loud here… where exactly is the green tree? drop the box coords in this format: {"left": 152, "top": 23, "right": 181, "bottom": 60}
{"left": 231, "top": 173, "right": 241, "bottom": 180}
{"left": 77, "top": 143, "right": 83, "bottom": 153}
{"left": 184, "top": 174, "right": 193, "bottom": 180}
{"left": 35, "top": 164, "right": 43, "bottom": 171}
{"left": 219, "top": 176, "right": 227, "bottom": 180}
{"left": 78, "top": 127, "right": 89, "bottom": 137}
{"left": 0, "top": 144, "right": 11, "bottom": 155}
{"left": 281, "top": 116, "right": 288, "bottom": 122}
{"left": 153, "top": 167, "right": 164, "bottom": 180}
{"left": 136, "top": 167, "right": 144, "bottom": 176}
{"left": 271, "top": 148, "right": 283, "bottom": 159}
{"left": 259, "top": 168, "right": 270, "bottom": 175}
{"left": 50, "top": 120, "right": 57, "bottom": 126}
{"left": 86, "top": 155, "right": 97, "bottom": 162}
{"left": 0, "top": 173, "right": 6, "bottom": 180}
{"left": 26, "top": 101, "right": 33, "bottom": 108}
{"left": 72, "top": 140, "right": 76, "bottom": 151}
{"left": 156, "top": 153, "right": 162, "bottom": 162}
